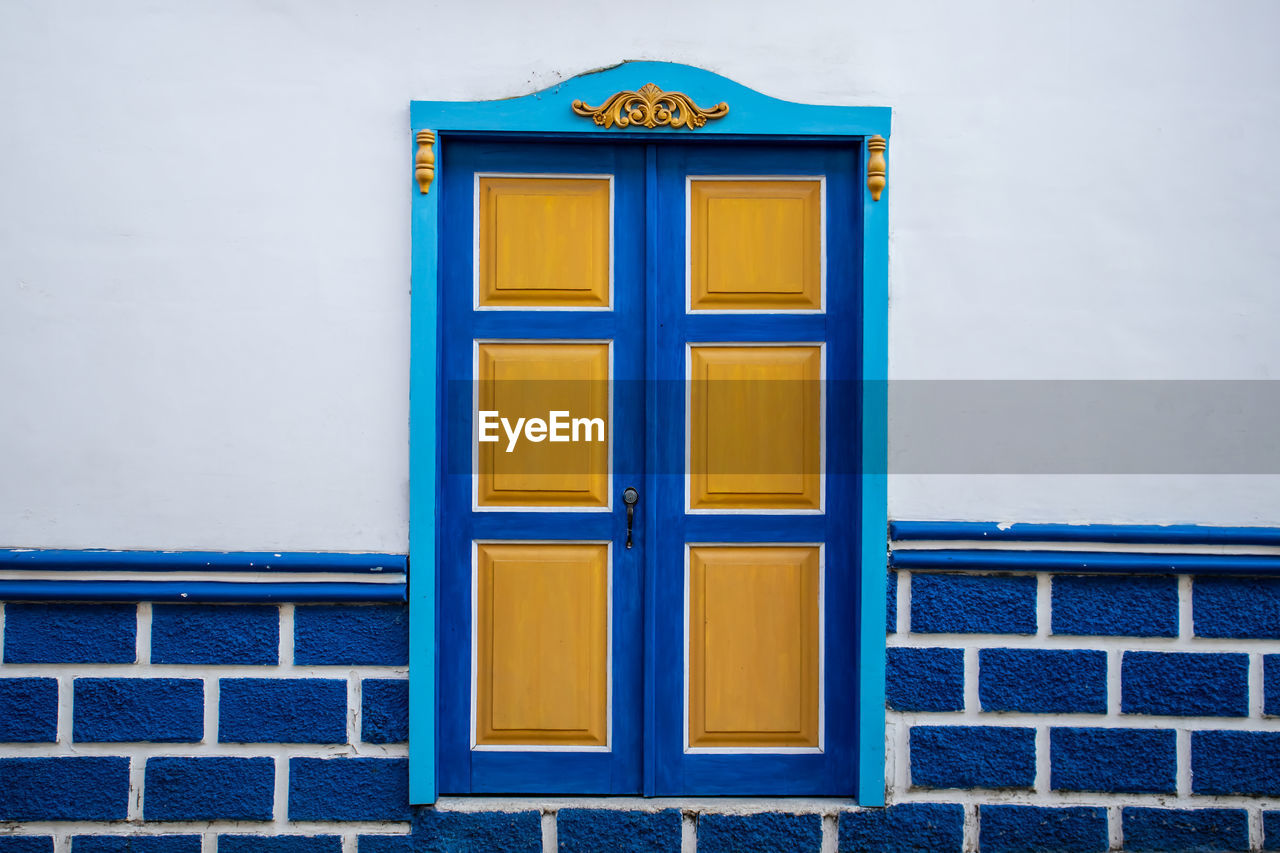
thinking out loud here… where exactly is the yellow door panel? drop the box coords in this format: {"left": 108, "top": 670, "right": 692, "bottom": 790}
{"left": 478, "top": 176, "right": 611, "bottom": 308}
{"left": 689, "top": 179, "right": 822, "bottom": 311}
{"left": 689, "top": 345, "right": 821, "bottom": 510}
{"left": 475, "top": 542, "right": 610, "bottom": 746}
{"left": 477, "top": 342, "right": 610, "bottom": 508}
{"left": 688, "top": 545, "right": 821, "bottom": 748}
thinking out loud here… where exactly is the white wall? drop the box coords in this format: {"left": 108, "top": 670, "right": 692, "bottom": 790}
{"left": 2, "top": 0, "right": 1277, "bottom": 551}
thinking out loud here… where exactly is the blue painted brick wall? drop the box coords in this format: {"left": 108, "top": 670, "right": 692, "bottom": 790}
{"left": 1122, "top": 807, "right": 1249, "bottom": 853}
{"left": 151, "top": 604, "right": 278, "bottom": 665}
{"left": 1051, "top": 575, "right": 1177, "bottom": 637}
{"left": 218, "top": 838, "right": 341, "bottom": 853}
{"left": 357, "top": 837, "right": 413, "bottom": 853}
{"left": 557, "top": 809, "right": 681, "bottom": 853}
{"left": 979, "top": 648, "right": 1106, "bottom": 713}
{"left": 0, "top": 678, "right": 57, "bottom": 742}
{"left": 411, "top": 809, "right": 541, "bottom": 853}
{"left": 1194, "top": 576, "right": 1280, "bottom": 639}
{"left": 289, "top": 757, "right": 410, "bottom": 821}
{"left": 74, "top": 678, "right": 203, "bottom": 743}
{"left": 219, "top": 678, "right": 346, "bottom": 744}
{"left": 887, "top": 569, "right": 896, "bottom": 633}
{"left": 1122, "top": 651, "right": 1248, "bottom": 716}
{"left": 978, "top": 805, "right": 1107, "bottom": 853}
{"left": 0, "top": 840, "right": 53, "bottom": 853}
{"left": 1050, "top": 727, "right": 1175, "bottom": 793}
{"left": 698, "top": 813, "right": 822, "bottom": 853}
{"left": 1192, "top": 730, "right": 1280, "bottom": 796}
{"left": 72, "top": 837, "right": 201, "bottom": 853}
{"left": 294, "top": 605, "right": 408, "bottom": 665}
{"left": 362, "top": 679, "right": 409, "bottom": 743}
{"left": 910, "top": 726, "right": 1035, "bottom": 789}
{"left": 838, "top": 803, "right": 963, "bottom": 853}
{"left": 1266, "top": 654, "right": 1280, "bottom": 716}
{"left": 3, "top": 604, "right": 135, "bottom": 663}
{"left": 886, "top": 647, "right": 963, "bottom": 712}
{"left": 144, "top": 756, "right": 274, "bottom": 821}
{"left": 0, "top": 757, "right": 130, "bottom": 820}
{"left": 1265, "top": 811, "right": 1280, "bottom": 852}
{"left": 911, "top": 574, "right": 1036, "bottom": 634}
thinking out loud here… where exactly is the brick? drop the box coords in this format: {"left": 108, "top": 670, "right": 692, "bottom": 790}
{"left": 1194, "top": 576, "right": 1280, "bottom": 638}
{"left": 909, "top": 726, "right": 1035, "bottom": 789}
{"left": 910, "top": 574, "right": 1036, "bottom": 634}
{"left": 1265, "top": 811, "right": 1280, "bottom": 851}
{"left": 1122, "top": 807, "right": 1248, "bottom": 852}
{"left": 838, "top": 803, "right": 963, "bottom": 853}
{"left": 886, "top": 647, "right": 963, "bottom": 712}
{"left": 144, "top": 756, "right": 274, "bottom": 821}
{"left": 357, "top": 838, "right": 413, "bottom": 853}
{"left": 1050, "top": 727, "right": 1175, "bottom": 793}
{"left": 218, "top": 838, "right": 341, "bottom": 853}
{"left": 979, "top": 649, "right": 1106, "bottom": 713}
{"left": 1266, "top": 655, "right": 1280, "bottom": 716}
{"left": 698, "top": 813, "right": 821, "bottom": 853}
{"left": 1121, "top": 651, "right": 1248, "bottom": 716}
{"left": 294, "top": 605, "right": 408, "bottom": 665}
{"left": 362, "top": 679, "right": 409, "bottom": 744}
{"left": 1192, "top": 730, "right": 1280, "bottom": 795}
{"left": 74, "top": 679, "right": 203, "bottom": 743}
{"left": 411, "top": 809, "right": 541, "bottom": 853}
{"left": 3, "top": 604, "right": 135, "bottom": 663}
{"left": 887, "top": 570, "right": 897, "bottom": 633}
{"left": 0, "top": 840, "right": 53, "bottom": 853}
{"left": 0, "top": 757, "right": 129, "bottom": 820}
{"left": 289, "top": 758, "right": 409, "bottom": 822}
{"left": 0, "top": 678, "right": 58, "bottom": 742}
{"left": 1051, "top": 575, "right": 1177, "bottom": 637}
{"left": 219, "top": 678, "right": 346, "bottom": 744}
{"left": 979, "top": 806, "right": 1107, "bottom": 853}
{"left": 71, "top": 838, "right": 201, "bottom": 853}
{"left": 151, "top": 604, "right": 278, "bottom": 665}
{"left": 557, "top": 809, "right": 680, "bottom": 853}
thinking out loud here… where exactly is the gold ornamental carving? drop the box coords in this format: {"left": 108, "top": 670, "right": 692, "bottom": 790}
{"left": 571, "top": 83, "right": 729, "bottom": 130}
{"left": 415, "top": 130, "right": 436, "bottom": 194}
{"left": 866, "top": 135, "right": 886, "bottom": 201}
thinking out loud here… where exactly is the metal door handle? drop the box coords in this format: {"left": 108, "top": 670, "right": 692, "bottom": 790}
{"left": 623, "top": 486, "right": 639, "bottom": 549}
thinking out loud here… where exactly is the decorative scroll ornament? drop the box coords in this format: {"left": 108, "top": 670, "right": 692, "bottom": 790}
{"left": 572, "top": 83, "right": 729, "bottom": 130}
{"left": 866, "top": 135, "right": 887, "bottom": 201}
{"left": 415, "top": 130, "right": 436, "bottom": 194}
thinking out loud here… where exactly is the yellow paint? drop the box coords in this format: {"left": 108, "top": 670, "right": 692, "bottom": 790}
{"left": 478, "top": 177, "right": 611, "bottom": 308}
{"left": 477, "top": 342, "right": 610, "bottom": 508}
{"left": 414, "top": 130, "right": 435, "bottom": 194}
{"left": 475, "top": 542, "right": 609, "bottom": 746}
{"left": 571, "top": 83, "right": 729, "bottom": 130}
{"left": 690, "top": 180, "right": 822, "bottom": 311}
{"left": 688, "top": 545, "right": 820, "bottom": 748}
{"left": 866, "top": 135, "right": 887, "bottom": 202}
{"left": 689, "top": 345, "right": 821, "bottom": 510}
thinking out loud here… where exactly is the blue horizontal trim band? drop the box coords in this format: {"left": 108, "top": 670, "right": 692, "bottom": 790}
{"left": 0, "top": 580, "right": 407, "bottom": 602}
{"left": 0, "top": 549, "right": 407, "bottom": 573}
{"left": 890, "top": 521, "right": 1280, "bottom": 547}
{"left": 890, "top": 549, "right": 1280, "bottom": 575}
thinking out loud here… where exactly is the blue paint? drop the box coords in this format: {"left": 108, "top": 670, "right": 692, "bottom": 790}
{"left": 1121, "top": 807, "right": 1249, "bottom": 852}
{"left": 144, "top": 757, "right": 274, "bottom": 821}
{"left": 0, "top": 549, "right": 404, "bottom": 572}
{"left": 978, "top": 805, "right": 1108, "bottom": 853}
{"left": 1051, "top": 575, "right": 1178, "bottom": 637}
{"left": 909, "top": 726, "right": 1035, "bottom": 789}
{"left": 698, "top": 814, "right": 822, "bottom": 853}
{"left": 885, "top": 647, "right": 964, "bottom": 712}
{"left": 0, "top": 757, "right": 130, "bottom": 820}
{"left": 556, "top": 809, "right": 682, "bottom": 853}
{"left": 73, "top": 678, "right": 203, "bottom": 743}
{"left": 1266, "top": 655, "right": 1280, "bottom": 715}
{"left": 1194, "top": 576, "right": 1280, "bottom": 638}
{"left": 979, "top": 649, "right": 1106, "bottom": 714}
{"left": 910, "top": 574, "right": 1037, "bottom": 634}
{"left": 1121, "top": 651, "right": 1248, "bottom": 716}
{"left": 1265, "top": 811, "right": 1280, "bottom": 851}
{"left": 410, "top": 810, "right": 541, "bottom": 853}
{"left": 218, "top": 839, "right": 341, "bottom": 853}
{"left": 362, "top": 678, "right": 410, "bottom": 744}
{"left": 151, "top": 604, "right": 279, "bottom": 664}
{"left": 0, "top": 678, "right": 58, "bottom": 742}
{"left": 0, "top": 841, "right": 53, "bottom": 853}
{"left": 294, "top": 604, "right": 408, "bottom": 665}
{"left": 0, "top": 580, "right": 405, "bottom": 602}
{"left": 3, "top": 603, "right": 135, "bottom": 663}
{"left": 838, "top": 803, "right": 963, "bottom": 852}
{"left": 891, "top": 520, "right": 1280, "bottom": 546}
{"left": 886, "top": 570, "right": 897, "bottom": 632}
{"left": 218, "top": 678, "right": 347, "bottom": 744}
{"left": 288, "top": 757, "right": 410, "bottom": 821}
{"left": 1191, "top": 730, "right": 1280, "bottom": 795}
{"left": 356, "top": 837, "right": 413, "bottom": 853}
{"left": 893, "top": 549, "right": 1280, "bottom": 574}
{"left": 71, "top": 837, "right": 201, "bottom": 853}
{"left": 1050, "top": 727, "right": 1175, "bottom": 794}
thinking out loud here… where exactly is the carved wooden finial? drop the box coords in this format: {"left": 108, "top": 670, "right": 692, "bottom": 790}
{"left": 571, "top": 83, "right": 728, "bottom": 130}
{"left": 866, "top": 135, "right": 887, "bottom": 202}
{"left": 415, "top": 130, "right": 436, "bottom": 194}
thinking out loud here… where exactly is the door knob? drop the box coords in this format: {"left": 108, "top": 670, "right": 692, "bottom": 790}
{"left": 623, "top": 486, "right": 639, "bottom": 550}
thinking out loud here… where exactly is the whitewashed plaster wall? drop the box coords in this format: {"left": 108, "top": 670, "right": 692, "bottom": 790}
{"left": 1, "top": 0, "right": 1277, "bottom": 550}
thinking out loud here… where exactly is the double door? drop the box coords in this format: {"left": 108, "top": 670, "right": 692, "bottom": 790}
{"left": 437, "top": 138, "right": 861, "bottom": 795}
